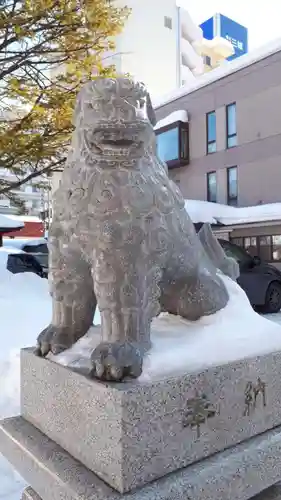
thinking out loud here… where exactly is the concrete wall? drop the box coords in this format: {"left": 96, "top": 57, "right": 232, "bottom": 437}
{"left": 156, "top": 50, "right": 281, "bottom": 205}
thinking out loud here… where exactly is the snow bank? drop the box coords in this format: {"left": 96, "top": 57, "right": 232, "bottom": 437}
{"left": 0, "top": 256, "right": 51, "bottom": 498}
{"left": 154, "top": 110, "right": 188, "bottom": 131}
{"left": 0, "top": 255, "right": 101, "bottom": 498}
{"left": 52, "top": 274, "right": 281, "bottom": 382}
{"left": 185, "top": 199, "right": 281, "bottom": 226}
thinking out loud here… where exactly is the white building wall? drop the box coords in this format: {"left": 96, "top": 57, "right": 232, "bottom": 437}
{"left": 0, "top": 168, "right": 50, "bottom": 216}
{"left": 50, "top": 1, "right": 205, "bottom": 193}
{"left": 107, "top": 0, "right": 204, "bottom": 97}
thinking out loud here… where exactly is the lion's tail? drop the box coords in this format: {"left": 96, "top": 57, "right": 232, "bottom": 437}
{"left": 198, "top": 223, "right": 240, "bottom": 281}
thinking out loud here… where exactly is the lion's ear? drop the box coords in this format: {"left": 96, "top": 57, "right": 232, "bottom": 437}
{"left": 138, "top": 81, "right": 156, "bottom": 127}
{"left": 73, "top": 91, "right": 82, "bottom": 127}
{"left": 146, "top": 92, "right": 156, "bottom": 127}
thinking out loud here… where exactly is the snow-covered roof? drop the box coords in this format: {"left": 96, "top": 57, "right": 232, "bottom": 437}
{"left": 154, "top": 110, "right": 188, "bottom": 131}
{"left": 7, "top": 214, "right": 41, "bottom": 223}
{"left": 185, "top": 200, "right": 281, "bottom": 226}
{"left": 0, "top": 213, "right": 24, "bottom": 229}
{"left": 3, "top": 237, "right": 47, "bottom": 249}
{"left": 153, "top": 37, "right": 281, "bottom": 109}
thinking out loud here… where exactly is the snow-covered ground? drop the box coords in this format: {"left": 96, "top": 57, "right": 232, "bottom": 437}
{"left": 0, "top": 248, "right": 102, "bottom": 499}
{"left": 1, "top": 249, "right": 281, "bottom": 498}
{"left": 0, "top": 250, "right": 50, "bottom": 499}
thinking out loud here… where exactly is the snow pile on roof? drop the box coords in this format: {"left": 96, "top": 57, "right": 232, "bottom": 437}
{"left": 0, "top": 213, "right": 24, "bottom": 229}
{"left": 185, "top": 199, "right": 281, "bottom": 226}
{"left": 3, "top": 237, "right": 47, "bottom": 250}
{"left": 153, "top": 37, "right": 281, "bottom": 109}
{"left": 7, "top": 214, "right": 41, "bottom": 223}
{"left": 154, "top": 110, "right": 188, "bottom": 131}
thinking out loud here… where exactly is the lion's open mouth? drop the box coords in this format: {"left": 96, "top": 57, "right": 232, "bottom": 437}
{"left": 101, "top": 139, "right": 135, "bottom": 147}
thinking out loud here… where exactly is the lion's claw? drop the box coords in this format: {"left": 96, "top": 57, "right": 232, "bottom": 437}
{"left": 34, "top": 325, "right": 83, "bottom": 357}
{"left": 90, "top": 342, "right": 143, "bottom": 381}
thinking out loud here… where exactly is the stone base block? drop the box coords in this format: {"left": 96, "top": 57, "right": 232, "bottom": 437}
{"left": 22, "top": 485, "right": 281, "bottom": 500}
{"left": 257, "top": 485, "right": 281, "bottom": 499}
{"left": 3, "top": 416, "right": 281, "bottom": 500}
{"left": 21, "top": 348, "right": 281, "bottom": 492}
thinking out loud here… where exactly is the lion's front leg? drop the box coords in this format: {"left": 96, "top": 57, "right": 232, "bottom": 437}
{"left": 35, "top": 234, "right": 96, "bottom": 356}
{"left": 90, "top": 247, "right": 161, "bottom": 381}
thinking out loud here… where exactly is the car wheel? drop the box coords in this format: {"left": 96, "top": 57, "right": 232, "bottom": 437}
{"left": 263, "top": 281, "right": 281, "bottom": 314}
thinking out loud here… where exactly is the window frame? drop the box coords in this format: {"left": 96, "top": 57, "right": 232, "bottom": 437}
{"left": 227, "top": 166, "right": 238, "bottom": 206}
{"left": 226, "top": 102, "right": 237, "bottom": 149}
{"left": 206, "top": 110, "right": 216, "bottom": 154}
{"left": 206, "top": 171, "right": 217, "bottom": 203}
{"left": 155, "top": 121, "right": 189, "bottom": 169}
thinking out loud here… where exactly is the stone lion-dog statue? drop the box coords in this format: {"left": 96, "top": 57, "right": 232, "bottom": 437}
{"left": 35, "top": 77, "right": 238, "bottom": 381}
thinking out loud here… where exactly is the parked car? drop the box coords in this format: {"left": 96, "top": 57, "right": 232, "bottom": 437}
{"left": 3, "top": 247, "right": 46, "bottom": 278}
{"left": 3, "top": 238, "right": 48, "bottom": 277}
{"left": 219, "top": 238, "right": 281, "bottom": 314}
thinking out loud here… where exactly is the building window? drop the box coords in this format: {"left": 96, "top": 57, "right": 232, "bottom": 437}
{"left": 272, "top": 236, "right": 281, "bottom": 262}
{"left": 156, "top": 121, "right": 189, "bottom": 169}
{"left": 207, "top": 171, "right": 217, "bottom": 203}
{"left": 226, "top": 103, "right": 237, "bottom": 148}
{"left": 206, "top": 111, "right": 216, "bottom": 154}
{"left": 244, "top": 237, "right": 258, "bottom": 258}
{"left": 164, "top": 16, "right": 172, "bottom": 29}
{"left": 203, "top": 55, "right": 211, "bottom": 66}
{"left": 227, "top": 166, "right": 238, "bottom": 206}
{"left": 230, "top": 235, "right": 281, "bottom": 262}
{"left": 259, "top": 236, "right": 272, "bottom": 261}
{"left": 157, "top": 127, "right": 179, "bottom": 163}
{"left": 32, "top": 200, "right": 40, "bottom": 209}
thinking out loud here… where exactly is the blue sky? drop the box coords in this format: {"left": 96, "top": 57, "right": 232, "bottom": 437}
{"left": 179, "top": 0, "right": 280, "bottom": 50}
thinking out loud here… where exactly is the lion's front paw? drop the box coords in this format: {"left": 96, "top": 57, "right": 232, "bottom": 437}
{"left": 90, "top": 342, "right": 143, "bottom": 381}
{"left": 34, "top": 325, "right": 77, "bottom": 357}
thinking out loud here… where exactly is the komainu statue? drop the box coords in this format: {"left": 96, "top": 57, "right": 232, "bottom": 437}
{"left": 35, "top": 77, "right": 238, "bottom": 381}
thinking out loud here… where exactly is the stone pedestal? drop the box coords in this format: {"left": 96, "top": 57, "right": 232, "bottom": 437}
{"left": 20, "top": 348, "right": 281, "bottom": 493}
{"left": 2, "top": 348, "right": 281, "bottom": 499}
{"left": 19, "top": 482, "right": 281, "bottom": 500}
{"left": 19, "top": 484, "right": 281, "bottom": 500}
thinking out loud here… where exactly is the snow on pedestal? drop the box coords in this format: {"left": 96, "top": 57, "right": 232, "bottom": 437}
{"left": 51, "top": 275, "right": 281, "bottom": 382}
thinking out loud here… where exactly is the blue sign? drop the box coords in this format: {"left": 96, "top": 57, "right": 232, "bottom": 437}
{"left": 200, "top": 13, "right": 248, "bottom": 61}
{"left": 200, "top": 16, "right": 214, "bottom": 41}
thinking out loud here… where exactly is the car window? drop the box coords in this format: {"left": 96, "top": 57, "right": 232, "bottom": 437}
{"left": 33, "top": 254, "right": 48, "bottom": 268}
{"left": 20, "top": 254, "right": 36, "bottom": 268}
{"left": 23, "top": 244, "right": 48, "bottom": 254}
{"left": 219, "top": 240, "right": 251, "bottom": 265}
